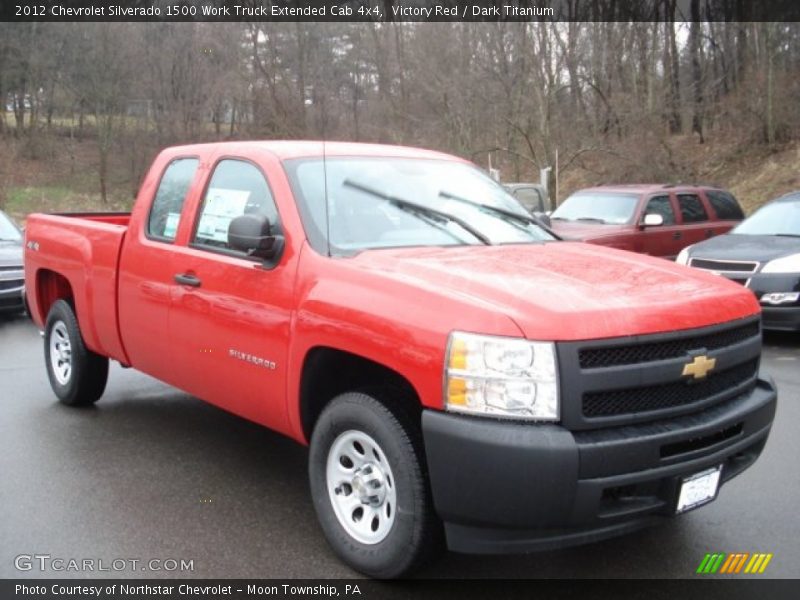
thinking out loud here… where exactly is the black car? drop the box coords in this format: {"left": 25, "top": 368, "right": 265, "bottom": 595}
{"left": 676, "top": 191, "right": 800, "bottom": 331}
{"left": 0, "top": 210, "right": 25, "bottom": 315}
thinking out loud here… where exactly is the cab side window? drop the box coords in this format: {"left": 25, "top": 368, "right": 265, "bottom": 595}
{"left": 677, "top": 194, "right": 709, "bottom": 223}
{"left": 147, "top": 158, "right": 200, "bottom": 241}
{"left": 192, "top": 159, "right": 280, "bottom": 253}
{"left": 644, "top": 195, "right": 676, "bottom": 225}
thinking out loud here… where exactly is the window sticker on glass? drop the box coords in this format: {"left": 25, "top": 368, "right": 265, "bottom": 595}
{"left": 163, "top": 212, "right": 181, "bottom": 239}
{"left": 197, "top": 188, "right": 251, "bottom": 243}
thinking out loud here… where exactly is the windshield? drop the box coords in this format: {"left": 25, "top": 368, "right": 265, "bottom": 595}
{"left": 733, "top": 199, "right": 800, "bottom": 236}
{"left": 0, "top": 211, "right": 22, "bottom": 242}
{"left": 284, "top": 157, "right": 555, "bottom": 256}
{"left": 551, "top": 192, "right": 639, "bottom": 225}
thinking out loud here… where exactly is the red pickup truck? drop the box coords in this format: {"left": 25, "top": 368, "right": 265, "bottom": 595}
{"left": 25, "top": 142, "right": 776, "bottom": 577}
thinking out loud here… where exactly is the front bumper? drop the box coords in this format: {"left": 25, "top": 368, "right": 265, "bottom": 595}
{"left": 422, "top": 375, "right": 776, "bottom": 554}
{"left": 760, "top": 306, "right": 800, "bottom": 332}
{"left": 714, "top": 272, "right": 800, "bottom": 332}
{"left": 0, "top": 284, "right": 25, "bottom": 313}
{"left": 744, "top": 273, "right": 800, "bottom": 331}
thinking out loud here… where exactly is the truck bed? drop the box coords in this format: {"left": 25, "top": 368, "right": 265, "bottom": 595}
{"left": 24, "top": 212, "right": 131, "bottom": 363}
{"left": 48, "top": 211, "right": 132, "bottom": 227}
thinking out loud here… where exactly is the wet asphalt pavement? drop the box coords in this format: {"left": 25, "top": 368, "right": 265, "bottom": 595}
{"left": 1, "top": 313, "right": 798, "bottom": 579}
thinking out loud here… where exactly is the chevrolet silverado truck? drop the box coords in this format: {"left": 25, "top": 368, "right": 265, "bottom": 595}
{"left": 25, "top": 142, "right": 776, "bottom": 577}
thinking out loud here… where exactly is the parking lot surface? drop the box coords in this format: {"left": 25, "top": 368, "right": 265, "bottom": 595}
{"left": 1, "top": 314, "right": 797, "bottom": 579}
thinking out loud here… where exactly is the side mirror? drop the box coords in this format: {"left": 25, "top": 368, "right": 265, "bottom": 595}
{"left": 642, "top": 213, "right": 664, "bottom": 227}
{"left": 228, "top": 214, "right": 284, "bottom": 262}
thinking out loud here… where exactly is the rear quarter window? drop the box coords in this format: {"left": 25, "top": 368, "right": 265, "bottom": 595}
{"left": 706, "top": 190, "right": 745, "bottom": 220}
{"left": 147, "top": 158, "right": 200, "bottom": 241}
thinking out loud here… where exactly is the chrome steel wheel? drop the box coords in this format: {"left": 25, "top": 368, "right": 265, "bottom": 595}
{"left": 326, "top": 429, "right": 397, "bottom": 545}
{"left": 49, "top": 320, "right": 72, "bottom": 385}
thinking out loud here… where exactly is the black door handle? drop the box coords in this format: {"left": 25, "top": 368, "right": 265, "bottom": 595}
{"left": 673, "top": 231, "right": 682, "bottom": 240}
{"left": 174, "top": 273, "right": 201, "bottom": 287}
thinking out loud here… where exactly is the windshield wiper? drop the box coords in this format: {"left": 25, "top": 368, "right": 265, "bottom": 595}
{"left": 438, "top": 190, "right": 541, "bottom": 227}
{"left": 774, "top": 233, "right": 800, "bottom": 238}
{"left": 342, "top": 180, "right": 491, "bottom": 245}
{"left": 574, "top": 217, "right": 607, "bottom": 223}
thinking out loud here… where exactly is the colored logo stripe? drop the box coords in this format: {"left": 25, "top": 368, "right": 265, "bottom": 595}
{"left": 697, "top": 553, "right": 726, "bottom": 574}
{"left": 698, "top": 553, "right": 773, "bottom": 574}
{"left": 720, "top": 553, "right": 750, "bottom": 573}
{"left": 744, "top": 553, "right": 774, "bottom": 574}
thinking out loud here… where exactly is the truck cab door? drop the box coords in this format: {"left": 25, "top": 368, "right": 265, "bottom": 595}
{"left": 639, "top": 194, "right": 682, "bottom": 258}
{"left": 167, "top": 157, "right": 295, "bottom": 432}
{"left": 118, "top": 156, "right": 201, "bottom": 383}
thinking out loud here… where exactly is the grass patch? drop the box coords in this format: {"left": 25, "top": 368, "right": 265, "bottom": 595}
{"left": 6, "top": 185, "right": 133, "bottom": 223}
{"left": 7, "top": 186, "right": 73, "bottom": 210}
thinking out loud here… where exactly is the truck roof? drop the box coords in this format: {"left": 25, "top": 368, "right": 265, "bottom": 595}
{"left": 575, "top": 183, "right": 722, "bottom": 195}
{"left": 162, "top": 140, "right": 461, "bottom": 162}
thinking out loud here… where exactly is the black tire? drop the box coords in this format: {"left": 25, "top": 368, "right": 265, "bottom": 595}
{"left": 44, "top": 299, "right": 109, "bottom": 406}
{"left": 309, "top": 391, "right": 443, "bottom": 578}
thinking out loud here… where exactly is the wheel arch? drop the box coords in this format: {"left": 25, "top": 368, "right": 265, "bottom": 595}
{"left": 34, "top": 269, "right": 75, "bottom": 324}
{"left": 299, "top": 346, "right": 422, "bottom": 443}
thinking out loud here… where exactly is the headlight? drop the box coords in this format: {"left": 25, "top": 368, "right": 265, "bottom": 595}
{"left": 676, "top": 246, "right": 692, "bottom": 265}
{"left": 761, "top": 253, "right": 800, "bottom": 274}
{"left": 444, "top": 331, "right": 559, "bottom": 421}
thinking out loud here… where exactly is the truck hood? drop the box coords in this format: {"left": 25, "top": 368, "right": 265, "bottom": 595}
{"left": 349, "top": 242, "right": 758, "bottom": 341}
{"left": 549, "top": 221, "right": 630, "bottom": 241}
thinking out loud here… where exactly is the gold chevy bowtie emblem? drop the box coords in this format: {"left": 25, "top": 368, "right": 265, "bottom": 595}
{"left": 682, "top": 355, "right": 717, "bottom": 379}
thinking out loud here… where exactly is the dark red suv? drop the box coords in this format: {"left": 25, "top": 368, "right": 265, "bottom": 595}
{"left": 550, "top": 184, "right": 744, "bottom": 259}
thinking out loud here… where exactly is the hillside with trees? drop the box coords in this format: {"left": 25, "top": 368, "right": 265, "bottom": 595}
{"left": 1, "top": 20, "right": 799, "bottom": 219}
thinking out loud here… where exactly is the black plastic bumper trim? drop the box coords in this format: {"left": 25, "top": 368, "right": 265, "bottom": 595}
{"left": 422, "top": 376, "right": 776, "bottom": 554}
{"left": 761, "top": 306, "right": 800, "bottom": 332}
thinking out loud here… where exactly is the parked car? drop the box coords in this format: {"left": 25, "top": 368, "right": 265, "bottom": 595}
{"left": 504, "top": 182, "right": 550, "bottom": 214}
{"left": 550, "top": 184, "right": 744, "bottom": 259}
{"left": 0, "top": 209, "right": 25, "bottom": 315}
{"left": 677, "top": 191, "right": 800, "bottom": 331}
{"left": 24, "top": 142, "right": 776, "bottom": 577}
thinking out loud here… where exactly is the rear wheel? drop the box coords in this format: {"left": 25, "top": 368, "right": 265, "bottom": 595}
{"left": 44, "top": 299, "right": 108, "bottom": 406}
{"left": 309, "top": 391, "right": 443, "bottom": 578}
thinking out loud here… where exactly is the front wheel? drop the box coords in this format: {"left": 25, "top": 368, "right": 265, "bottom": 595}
{"left": 309, "top": 392, "right": 443, "bottom": 578}
{"left": 44, "top": 299, "right": 109, "bottom": 406}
